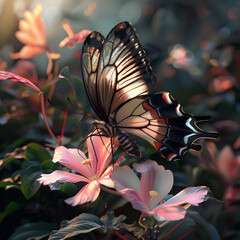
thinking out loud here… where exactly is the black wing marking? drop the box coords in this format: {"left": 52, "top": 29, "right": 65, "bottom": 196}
{"left": 111, "top": 92, "right": 218, "bottom": 161}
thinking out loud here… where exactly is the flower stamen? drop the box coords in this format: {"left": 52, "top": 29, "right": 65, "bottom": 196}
{"left": 82, "top": 158, "right": 92, "bottom": 165}
{"left": 148, "top": 190, "right": 159, "bottom": 207}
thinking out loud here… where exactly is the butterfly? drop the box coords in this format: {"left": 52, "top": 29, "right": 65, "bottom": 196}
{"left": 81, "top": 21, "right": 218, "bottom": 161}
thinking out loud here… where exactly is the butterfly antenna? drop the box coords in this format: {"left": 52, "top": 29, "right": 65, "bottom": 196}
{"left": 67, "top": 97, "right": 95, "bottom": 120}
{"left": 110, "top": 137, "right": 115, "bottom": 165}
{"left": 48, "top": 98, "right": 94, "bottom": 121}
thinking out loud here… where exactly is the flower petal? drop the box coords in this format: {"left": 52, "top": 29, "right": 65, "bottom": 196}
{"left": 216, "top": 146, "right": 238, "bottom": 183}
{"left": 53, "top": 146, "right": 94, "bottom": 178}
{"left": 23, "top": 5, "right": 46, "bottom": 46}
{"left": 59, "top": 37, "right": 74, "bottom": 48}
{"left": 111, "top": 165, "right": 141, "bottom": 195}
{"left": 133, "top": 160, "right": 173, "bottom": 210}
{"left": 38, "top": 170, "right": 89, "bottom": 185}
{"left": 10, "top": 45, "right": 44, "bottom": 59}
{"left": 0, "top": 70, "right": 40, "bottom": 92}
{"left": 98, "top": 165, "right": 115, "bottom": 188}
{"left": 159, "top": 186, "right": 208, "bottom": 208}
{"left": 87, "top": 134, "right": 117, "bottom": 177}
{"left": 98, "top": 154, "right": 124, "bottom": 188}
{"left": 65, "top": 180, "right": 100, "bottom": 206}
{"left": 118, "top": 188, "right": 150, "bottom": 215}
{"left": 151, "top": 186, "right": 208, "bottom": 221}
{"left": 151, "top": 206, "right": 186, "bottom": 221}
{"left": 62, "top": 23, "right": 75, "bottom": 38}
{"left": 75, "top": 30, "right": 92, "bottom": 43}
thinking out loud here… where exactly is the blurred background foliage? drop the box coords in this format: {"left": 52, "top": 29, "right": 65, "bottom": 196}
{"left": 0, "top": 0, "right": 240, "bottom": 239}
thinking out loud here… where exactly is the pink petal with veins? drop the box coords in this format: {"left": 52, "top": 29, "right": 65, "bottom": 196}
{"left": 151, "top": 206, "right": 186, "bottom": 221}
{"left": 111, "top": 165, "right": 141, "bottom": 195}
{"left": 53, "top": 146, "right": 93, "bottom": 178}
{"left": 0, "top": 70, "right": 40, "bottom": 92}
{"left": 65, "top": 180, "right": 100, "bottom": 206}
{"left": 38, "top": 170, "right": 89, "bottom": 185}
{"left": 133, "top": 160, "right": 173, "bottom": 209}
{"left": 158, "top": 186, "right": 208, "bottom": 208}
{"left": 119, "top": 188, "right": 150, "bottom": 215}
{"left": 87, "top": 135, "right": 114, "bottom": 178}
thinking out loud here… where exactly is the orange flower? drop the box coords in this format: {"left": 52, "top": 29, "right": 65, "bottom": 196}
{"left": 10, "top": 5, "right": 60, "bottom": 60}
{"left": 59, "top": 23, "right": 91, "bottom": 48}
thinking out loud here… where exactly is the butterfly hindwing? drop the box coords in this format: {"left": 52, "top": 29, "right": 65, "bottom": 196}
{"left": 112, "top": 92, "right": 218, "bottom": 161}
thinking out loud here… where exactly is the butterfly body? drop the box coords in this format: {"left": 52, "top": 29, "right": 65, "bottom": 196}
{"left": 81, "top": 21, "right": 218, "bottom": 161}
{"left": 93, "top": 119, "right": 141, "bottom": 157}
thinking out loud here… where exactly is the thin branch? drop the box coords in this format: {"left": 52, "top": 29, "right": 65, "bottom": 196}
{"left": 100, "top": 185, "right": 122, "bottom": 196}
{"left": 40, "top": 92, "right": 58, "bottom": 143}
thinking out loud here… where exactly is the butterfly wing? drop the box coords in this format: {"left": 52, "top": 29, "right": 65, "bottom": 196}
{"left": 81, "top": 22, "right": 156, "bottom": 122}
{"left": 81, "top": 31, "right": 107, "bottom": 120}
{"left": 112, "top": 92, "right": 218, "bottom": 161}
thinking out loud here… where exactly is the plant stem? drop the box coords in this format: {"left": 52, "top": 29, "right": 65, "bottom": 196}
{"left": 100, "top": 185, "right": 122, "bottom": 196}
{"left": 40, "top": 91, "right": 58, "bottom": 143}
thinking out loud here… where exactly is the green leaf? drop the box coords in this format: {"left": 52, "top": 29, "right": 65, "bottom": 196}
{"left": 0, "top": 201, "right": 25, "bottom": 223}
{"left": 41, "top": 159, "right": 56, "bottom": 170}
{"left": 123, "top": 222, "right": 145, "bottom": 239}
{"left": 187, "top": 210, "right": 221, "bottom": 240}
{"left": 59, "top": 182, "right": 78, "bottom": 196}
{"left": 21, "top": 170, "right": 42, "bottom": 200}
{"left": 0, "top": 156, "right": 15, "bottom": 170}
{"left": 21, "top": 143, "right": 52, "bottom": 199}
{"left": 8, "top": 222, "right": 59, "bottom": 240}
{"left": 101, "top": 211, "right": 127, "bottom": 230}
{"left": 49, "top": 213, "right": 104, "bottom": 240}
{"left": 25, "top": 143, "right": 52, "bottom": 163}
{"left": 59, "top": 66, "right": 88, "bottom": 106}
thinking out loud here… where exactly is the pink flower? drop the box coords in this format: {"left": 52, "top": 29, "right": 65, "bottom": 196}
{"left": 111, "top": 160, "right": 208, "bottom": 221}
{"left": 195, "top": 142, "right": 240, "bottom": 207}
{"left": 38, "top": 136, "right": 121, "bottom": 206}
{"left": 59, "top": 23, "right": 91, "bottom": 48}
{"left": 10, "top": 5, "right": 60, "bottom": 60}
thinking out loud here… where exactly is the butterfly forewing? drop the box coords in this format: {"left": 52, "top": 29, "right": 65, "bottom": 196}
{"left": 82, "top": 22, "right": 156, "bottom": 122}
{"left": 82, "top": 31, "right": 108, "bottom": 121}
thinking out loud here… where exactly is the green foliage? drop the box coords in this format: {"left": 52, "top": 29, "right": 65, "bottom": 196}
{"left": 8, "top": 222, "right": 59, "bottom": 240}
{"left": 21, "top": 143, "right": 52, "bottom": 199}
{"left": 49, "top": 211, "right": 127, "bottom": 240}
{"left": 49, "top": 213, "right": 105, "bottom": 239}
{"left": 0, "top": 202, "right": 25, "bottom": 224}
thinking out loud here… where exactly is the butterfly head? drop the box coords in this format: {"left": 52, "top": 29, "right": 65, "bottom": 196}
{"left": 92, "top": 120, "right": 117, "bottom": 138}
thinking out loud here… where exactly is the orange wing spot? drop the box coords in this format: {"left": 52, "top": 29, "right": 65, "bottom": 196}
{"left": 153, "top": 141, "right": 162, "bottom": 150}
{"left": 150, "top": 109, "right": 159, "bottom": 119}
{"left": 143, "top": 102, "right": 161, "bottom": 119}
{"left": 157, "top": 118, "right": 166, "bottom": 125}
{"left": 143, "top": 102, "right": 152, "bottom": 110}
